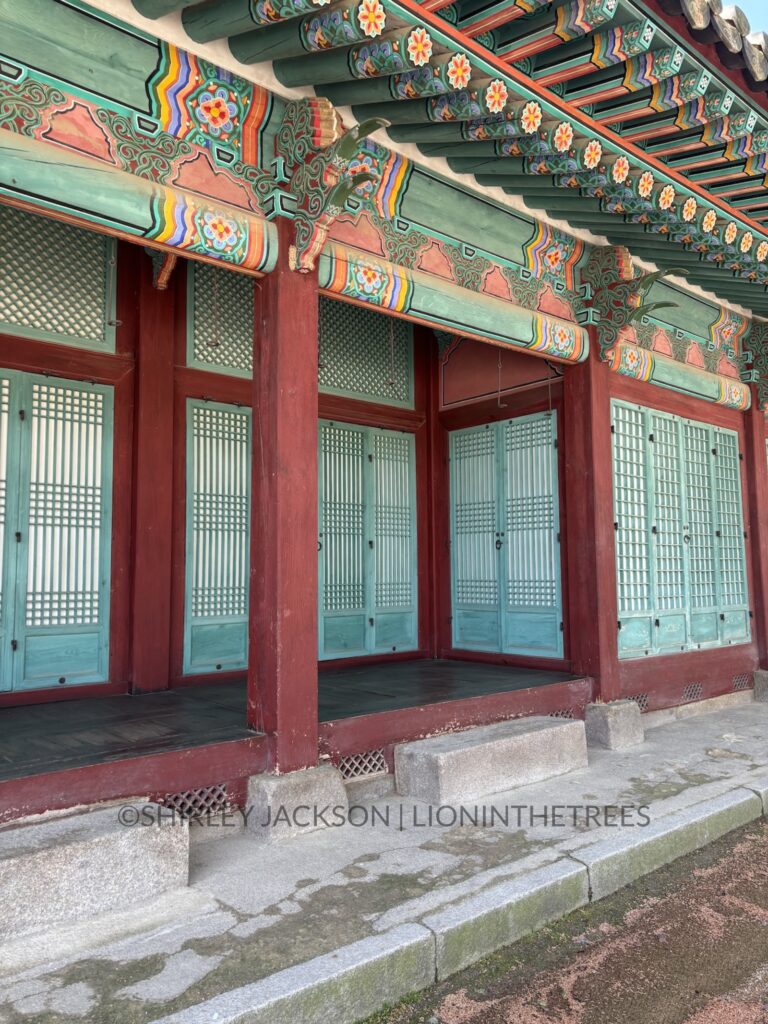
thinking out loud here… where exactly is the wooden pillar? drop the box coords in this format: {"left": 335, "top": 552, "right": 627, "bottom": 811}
{"left": 744, "top": 392, "right": 768, "bottom": 667}
{"left": 248, "top": 219, "right": 319, "bottom": 772}
{"left": 130, "top": 255, "right": 176, "bottom": 692}
{"left": 563, "top": 342, "right": 621, "bottom": 699}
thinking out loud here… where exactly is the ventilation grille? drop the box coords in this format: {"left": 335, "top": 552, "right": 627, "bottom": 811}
{"left": 682, "top": 682, "right": 703, "bottom": 703}
{"left": 339, "top": 748, "right": 388, "bottom": 781}
{"left": 188, "top": 262, "right": 254, "bottom": 377}
{"left": 733, "top": 672, "right": 752, "bottom": 691}
{"left": 161, "top": 784, "right": 231, "bottom": 820}
{"left": 548, "top": 707, "right": 575, "bottom": 719}
{"left": 0, "top": 205, "right": 115, "bottom": 350}
{"left": 629, "top": 692, "right": 649, "bottom": 711}
{"left": 319, "top": 297, "right": 413, "bottom": 407}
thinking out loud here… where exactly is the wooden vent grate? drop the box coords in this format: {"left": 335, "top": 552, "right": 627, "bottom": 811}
{"left": 682, "top": 682, "right": 703, "bottom": 703}
{"left": 629, "top": 693, "right": 649, "bottom": 711}
{"left": 161, "top": 784, "right": 231, "bottom": 820}
{"left": 549, "top": 708, "right": 575, "bottom": 719}
{"left": 733, "top": 673, "right": 753, "bottom": 691}
{"left": 339, "top": 748, "right": 388, "bottom": 781}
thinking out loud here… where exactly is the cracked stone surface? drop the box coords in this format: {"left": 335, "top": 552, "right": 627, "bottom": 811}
{"left": 1, "top": 701, "right": 768, "bottom": 1023}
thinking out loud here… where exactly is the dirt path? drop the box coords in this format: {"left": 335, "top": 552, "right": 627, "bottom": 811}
{"left": 363, "top": 821, "right": 768, "bottom": 1024}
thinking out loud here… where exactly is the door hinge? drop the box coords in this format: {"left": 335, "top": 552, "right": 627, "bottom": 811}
{"left": 10, "top": 639, "right": 17, "bottom": 651}
{"left": 610, "top": 424, "right": 615, "bottom": 434}
{"left": 649, "top": 433, "right": 654, "bottom": 442}
{"left": 613, "top": 521, "right": 619, "bottom": 531}
{"left": 553, "top": 438, "right": 558, "bottom": 449}
{"left": 18, "top": 409, "right": 25, "bottom": 421}
{"left": 368, "top": 617, "right": 374, "bottom": 626}
{"left": 617, "top": 620, "right": 622, "bottom": 631}
{"left": 559, "top": 621, "right": 564, "bottom": 632}
{"left": 14, "top": 532, "right": 20, "bottom": 543}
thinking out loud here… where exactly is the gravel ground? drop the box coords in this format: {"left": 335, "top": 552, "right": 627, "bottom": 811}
{"left": 362, "top": 820, "right": 768, "bottom": 1024}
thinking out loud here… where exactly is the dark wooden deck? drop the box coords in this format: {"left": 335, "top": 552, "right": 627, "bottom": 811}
{"left": 0, "top": 661, "right": 578, "bottom": 782}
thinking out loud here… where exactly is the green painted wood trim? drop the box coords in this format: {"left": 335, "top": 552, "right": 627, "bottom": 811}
{"left": 132, "top": 0, "right": 198, "bottom": 18}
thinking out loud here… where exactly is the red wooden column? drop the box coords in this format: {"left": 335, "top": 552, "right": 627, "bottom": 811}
{"left": 130, "top": 254, "right": 176, "bottom": 692}
{"left": 248, "top": 219, "right": 319, "bottom": 772}
{"left": 744, "top": 392, "right": 768, "bottom": 667}
{"left": 563, "top": 341, "right": 621, "bottom": 700}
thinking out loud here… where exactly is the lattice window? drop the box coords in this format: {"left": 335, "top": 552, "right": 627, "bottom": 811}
{"left": 651, "top": 413, "right": 685, "bottom": 612}
{"left": 320, "top": 423, "right": 366, "bottom": 614}
{"left": 733, "top": 672, "right": 752, "bottom": 691}
{"left": 25, "top": 384, "right": 106, "bottom": 628}
{"left": 373, "top": 432, "right": 413, "bottom": 609}
{"left": 339, "top": 748, "right": 388, "bottom": 780}
{"left": 612, "top": 403, "right": 651, "bottom": 614}
{"left": 505, "top": 414, "right": 558, "bottom": 609}
{"left": 629, "top": 692, "right": 649, "bottom": 711}
{"left": 187, "top": 262, "right": 254, "bottom": 377}
{"left": 682, "top": 682, "right": 703, "bottom": 703}
{"left": 452, "top": 427, "right": 498, "bottom": 606}
{"left": 184, "top": 401, "right": 251, "bottom": 674}
{"left": 318, "top": 297, "right": 413, "bottom": 407}
{"left": 0, "top": 206, "right": 115, "bottom": 351}
{"left": 0, "top": 381, "right": 8, "bottom": 625}
{"left": 713, "top": 429, "right": 747, "bottom": 608}
{"left": 683, "top": 423, "right": 717, "bottom": 610}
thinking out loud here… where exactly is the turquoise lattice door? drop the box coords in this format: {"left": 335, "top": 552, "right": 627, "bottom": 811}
{"left": 318, "top": 421, "right": 417, "bottom": 659}
{"left": 450, "top": 412, "right": 563, "bottom": 657}
{"left": 183, "top": 400, "right": 251, "bottom": 675}
{"left": 0, "top": 374, "right": 114, "bottom": 691}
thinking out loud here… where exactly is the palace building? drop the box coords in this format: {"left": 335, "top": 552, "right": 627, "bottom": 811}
{"left": 1, "top": 0, "right": 767, "bottom": 822}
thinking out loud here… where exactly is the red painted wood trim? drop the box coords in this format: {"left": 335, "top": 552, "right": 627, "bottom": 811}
{"left": 0, "top": 735, "right": 269, "bottom": 825}
{"left": 130, "top": 256, "right": 178, "bottom": 693}
{"left": 319, "top": 676, "right": 594, "bottom": 758}
{"left": 619, "top": 644, "right": 757, "bottom": 703}
{"left": 442, "top": 649, "right": 571, "bottom": 672}
{"left": 0, "top": 334, "right": 133, "bottom": 383}
{"left": 318, "top": 393, "right": 425, "bottom": 430}
{"left": 249, "top": 219, "right": 319, "bottom": 772}
{"left": 394, "top": 0, "right": 768, "bottom": 237}
{"left": 563, "top": 344, "right": 620, "bottom": 698}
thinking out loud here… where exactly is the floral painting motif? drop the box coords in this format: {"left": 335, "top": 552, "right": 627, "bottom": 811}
{"left": 611, "top": 155, "right": 629, "bottom": 184}
{"left": 702, "top": 209, "right": 717, "bottom": 233}
{"left": 202, "top": 212, "right": 241, "bottom": 252}
{"left": 357, "top": 0, "right": 385, "bottom": 39}
{"left": 583, "top": 139, "right": 602, "bottom": 170}
{"left": 521, "top": 101, "right": 542, "bottom": 134}
{"left": 724, "top": 222, "right": 738, "bottom": 245}
{"left": 658, "top": 184, "right": 675, "bottom": 210}
{"left": 543, "top": 241, "right": 567, "bottom": 273}
{"left": 682, "top": 197, "right": 697, "bottom": 222}
{"left": 354, "top": 262, "right": 385, "bottom": 294}
{"left": 758, "top": 241, "right": 768, "bottom": 262}
{"left": 638, "top": 170, "right": 654, "bottom": 199}
{"left": 195, "top": 85, "right": 238, "bottom": 139}
{"left": 740, "top": 231, "right": 754, "bottom": 254}
{"left": 554, "top": 122, "right": 574, "bottom": 153}
{"left": 407, "top": 27, "right": 432, "bottom": 67}
{"left": 447, "top": 54, "right": 472, "bottom": 90}
{"left": 530, "top": 316, "right": 584, "bottom": 360}
{"left": 485, "top": 79, "right": 508, "bottom": 114}
{"left": 347, "top": 152, "right": 377, "bottom": 194}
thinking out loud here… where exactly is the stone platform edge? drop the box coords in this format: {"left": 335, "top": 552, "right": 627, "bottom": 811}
{"left": 149, "top": 778, "right": 768, "bottom": 1024}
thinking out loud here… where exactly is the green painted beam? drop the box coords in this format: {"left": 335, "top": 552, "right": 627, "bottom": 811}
{"left": 132, "top": 0, "right": 197, "bottom": 17}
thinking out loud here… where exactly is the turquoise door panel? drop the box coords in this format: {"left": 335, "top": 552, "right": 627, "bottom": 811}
{"left": 319, "top": 421, "right": 418, "bottom": 659}
{"left": 501, "top": 412, "right": 562, "bottom": 658}
{"left": 618, "top": 615, "right": 653, "bottom": 655}
{"left": 450, "top": 424, "right": 501, "bottom": 652}
{"left": 611, "top": 399, "right": 750, "bottom": 659}
{"left": 450, "top": 412, "right": 562, "bottom": 658}
{"left": 183, "top": 401, "right": 251, "bottom": 675}
{"left": 12, "top": 375, "right": 114, "bottom": 691}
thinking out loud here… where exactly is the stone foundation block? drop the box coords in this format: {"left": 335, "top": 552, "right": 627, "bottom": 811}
{"left": 584, "top": 700, "right": 645, "bottom": 750}
{"left": 754, "top": 670, "right": 768, "bottom": 702}
{"left": 246, "top": 765, "right": 348, "bottom": 842}
{"left": 394, "top": 717, "right": 588, "bottom": 804}
{"left": 0, "top": 803, "right": 189, "bottom": 940}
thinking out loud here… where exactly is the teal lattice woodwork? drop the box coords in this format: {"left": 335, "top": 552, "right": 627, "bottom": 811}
{"left": 187, "top": 263, "right": 254, "bottom": 378}
{"left": 318, "top": 421, "right": 417, "bottom": 659}
{"left": 184, "top": 400, "right": 251, "bottom": 675}
{"left": 449, "top": 411, "right": 563, "bottom": 658}
{"left": 611, "top": 400, "right": 750, "bottom": 658}
{"left": 318, "top": 297, "right": 414, "bottom": 407}
{"left": 0, "top": 372, "right": 114, "bottom": 692}
{"left": 0, "top": 206, "right": 116, "bottom": 353}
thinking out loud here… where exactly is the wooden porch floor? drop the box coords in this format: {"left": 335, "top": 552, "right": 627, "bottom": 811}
{"left": 0, "top": 661, "right": 577, "bottom": 782}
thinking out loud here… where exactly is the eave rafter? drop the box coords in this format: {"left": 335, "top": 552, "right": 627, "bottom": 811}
{"left": 134, "top": 0, "right": 768, "bottom": 313}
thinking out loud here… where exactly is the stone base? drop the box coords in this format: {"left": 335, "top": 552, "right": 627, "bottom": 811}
{"left": 584, "top": 700, "right": 645, "bottom": 750}
{"left": 394, "top": 717, "right": 588, "bottom": 804}
{"left": 754, "top": 670, "right": 768, "bottom": 702}
{"left": 0, "top": 803, "right": 189, "bottom": 941}
{"left": 246, "top": 765, "right": 348, "bottom": 842}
